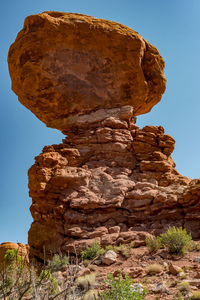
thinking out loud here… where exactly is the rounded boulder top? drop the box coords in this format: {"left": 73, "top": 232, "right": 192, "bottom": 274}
{"left": 8, "top": 11, "right": 166, "bottom": 131}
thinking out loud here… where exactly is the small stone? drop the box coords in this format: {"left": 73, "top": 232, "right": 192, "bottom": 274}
{"left": 77, "top": 267, "right": 91, "bottom": 277}
{"left": 128, "top": 267, "right": 144, "bottom": 278}
{"left": 151, "top": 282, "right": 170, "bottom": 294}
{"left": 168, "top": 262, "right": 183, "bottom": 275}
{"left": 194, "top": 257, "right": 200, "bottom": 263}
{"left": 94, "top": 259, "right": 102, "bottom": 266}
{"left": 102, "top": 250, "right": 117, "bottom": 265}
{"left": 131, "top": 283, "right": 144, "bottom": 294}
{"left": 177, "top": 272, "right": 186, "bottom": 278}
{"left": 163, "top": 262, "right": 168, "bottom": 268}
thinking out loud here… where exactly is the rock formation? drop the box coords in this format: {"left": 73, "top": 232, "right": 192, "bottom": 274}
{"left": 0, "top": 242, "right": 28, "bottom": 265}
{"left": 8, "top": 11, "right": 166, "bottom": 130}
{"left": 8, "top": 12, "right": 200, "bottom": 260}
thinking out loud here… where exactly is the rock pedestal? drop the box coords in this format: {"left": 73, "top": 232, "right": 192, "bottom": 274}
{"left": 28, "top": 106, "right": 199, "bottom": 258}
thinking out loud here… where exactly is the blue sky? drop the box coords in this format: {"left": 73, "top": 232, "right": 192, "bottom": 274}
{"left": 0, "top": 0, "right": 199, "bottom": 244}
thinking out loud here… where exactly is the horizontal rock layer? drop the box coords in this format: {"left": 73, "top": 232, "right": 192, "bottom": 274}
{"left": 28, "top": 106, "right": 200, "bottom": 259}
{"left": 8, "top": 12, "right": 166, "bottom": 131}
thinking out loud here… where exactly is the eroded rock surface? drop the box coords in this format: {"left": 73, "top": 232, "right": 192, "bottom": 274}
{"left": 8, "top": 11, "right": 166, "bottom": 130}
{"left": 28, "top": 106, "right": 199, "bottom": 259}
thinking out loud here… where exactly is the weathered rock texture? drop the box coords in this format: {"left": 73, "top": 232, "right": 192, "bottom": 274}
{"left": 8, "top": 12, "right": 199, "bottom": 260}
{"left": 8, "top": 11, "right": 166, "bottom": 130}
{"left": 28, "top": 106, "right": 200, "bottom": 259}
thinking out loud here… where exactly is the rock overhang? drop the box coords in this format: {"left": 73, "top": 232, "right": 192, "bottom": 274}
{"left": 8, "top": 11, "right": 166, "bottom": 131}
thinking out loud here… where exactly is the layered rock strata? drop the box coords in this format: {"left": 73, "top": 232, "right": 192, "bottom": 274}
{"left": 28, "top": 106, "right": 199, "bottom": 259}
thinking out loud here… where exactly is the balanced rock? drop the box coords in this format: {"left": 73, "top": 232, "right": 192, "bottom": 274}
{"left": 7, "top": 12, "right": 200, "bottom": 260}
{"left": 8, "top": 11, "right": 166, "bottom": 131}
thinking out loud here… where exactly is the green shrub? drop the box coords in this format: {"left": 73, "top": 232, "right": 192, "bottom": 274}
{"left": 160, "top": 226, "right": 192, "bottom": 254}
{"left": 81, "top": 242, "right": 102, "bottom": 260}
{"left": 178, "top": 281, "right": 191, "bottom": 295}
{"left": 38, "top": 269, "right": 59, "bottom": 295}
{"left": 4, "top": 249, "right": 22, "bottom": 264}
{"left": 145, "top": 236, "right": 162, "bottom": 253}
{"left": 118, "top": 242, "right": 134, "bottom": 258}
{"left": 101, "top": 273, "right": 147, "bottom": 300}
{"left": 47, "top": 253, "right": 68, "bottom": 272}
{"left": 104, "top": 245, "right": 118, "bottom": 254}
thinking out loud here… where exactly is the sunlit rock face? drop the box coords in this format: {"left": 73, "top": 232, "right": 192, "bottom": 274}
{"left": 8, "top": 12, "right": 199, "bottom": 260}
{"left": 27, "top": 105, "right": 200, "bottom": 259}
{"left": 8, "top": 11, "right": 166, "bottom": 131}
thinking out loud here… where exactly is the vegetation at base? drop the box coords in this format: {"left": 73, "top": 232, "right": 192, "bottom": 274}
{"left": 81, "top": 241, "right": 103, "bottom": 260}
{"left": 146, "top": 226, "right": 192, "bottom": 255}
{"left": 47, "top": 253, "right": 68, "bottom": 272}
{"left": 101, "top": 273, "right": 147, "bottom": 300}
{"left": 76, "top": 273, "right": 96, "bottom": 290}
{"left": 0, "top": 249, "right": 96, "bottom": 299}
{"left": 160, "top": 226, "right": 192, "bottom": 254}
{"left": 178, "top": 281, "right": 191, "bottom": 295}
{"left": 145, "top": 236, "right": 162, "bottom": 253}
{"left": 81, "top": 241, "right": 135, "bottom": 261}
{"left": 4, "top": 248, "right": 21, "bottom": 263}
{"left": 145, "top": 263, "right": 163, "bottom": 275}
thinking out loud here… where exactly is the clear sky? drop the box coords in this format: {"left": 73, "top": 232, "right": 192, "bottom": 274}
{"left": 0, "top": 0, "right": 199, "bottom": 244}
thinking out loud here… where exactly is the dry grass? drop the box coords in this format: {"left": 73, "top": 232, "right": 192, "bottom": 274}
{"left": 145, "top": 263, "right": 163, "bottom": 275}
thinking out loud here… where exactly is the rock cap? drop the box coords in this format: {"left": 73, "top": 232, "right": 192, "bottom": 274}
{"left": 8, "top": 11, "right": 166, "bottom": 131}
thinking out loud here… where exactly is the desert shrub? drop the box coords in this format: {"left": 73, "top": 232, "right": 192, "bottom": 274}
{"left": 160, "top": 226, "right": 192, "bottom": 254}
{"left": 0, "top": 250, "right": 84, "bottom": 299}
{"left": 104, "top": 245, "right": 118, "bottom": 254}
{"left": 118, "top": 242, "right": 135, "bottom": 258}
{"left": 101, "top": 273, "right": 147, "bottom": 300}
{"left": 83, "top": 289, "right": 98, "bottom": 300}
{"left": 190, "top": 291, "right": 200, "bottom": 299}
{"left": 4, "top": 249, "right": 19, "bottom": 262}
{"left": 145, "top": 263, "right": 163, "bottom": 275}
{"left": 38, "top": 269, "right": 59, "bottom": 295}
{"left": 145, "top": 236, "right": 162, "bottom": 253}
{"left": 173, "top": 291, "right": 185, "bottom": 300}
{"left": 118, "top": 244, "right": 131, "bottom": 258}
{"left": 76, "top": 273, "right": 96, "bottom": 291}
{"left": 81, "top": 242, "right": 102, "bottom": 260}
{"left": 178, "top": 281, "right": 191, "bottom": 295}
{"left": 47, "top": 253, "right": 68, "bottom": 272}
{"left": 189, "top": 242, "right": 200, "bottom": 252}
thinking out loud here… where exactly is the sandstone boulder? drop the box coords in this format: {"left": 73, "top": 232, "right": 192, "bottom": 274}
{"left": 102, "top": 250, "right": 117, "bottom": 265}
{"left": 8, "top": 11, "right": 166, "bottom": 131}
